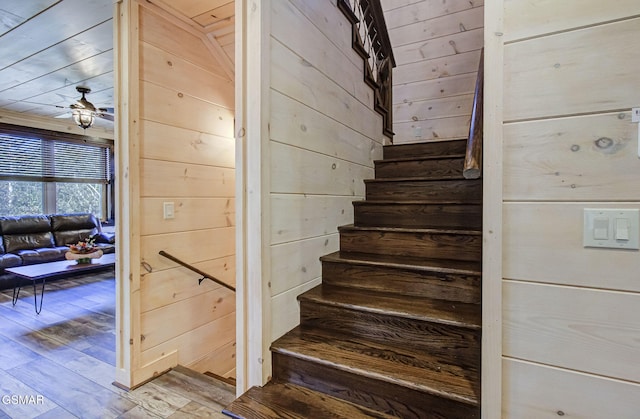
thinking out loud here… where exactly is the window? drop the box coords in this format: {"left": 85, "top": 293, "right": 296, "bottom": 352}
{"left": 0, "top": 124, "right": 113, "bottom": 219}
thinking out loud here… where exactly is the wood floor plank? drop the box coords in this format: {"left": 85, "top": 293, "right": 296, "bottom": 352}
{"left": 6, "top": 358, "right": 136, "bottom": 418}
{"left": 30, "top": 405, "right": 77, "bottom": 419}
{"left": 152, "top": 366, "right": 236, "bottom": 411}
{"left": 62, "top": 350, "right": 121, "bottom": 391}
{"left": 0, "top": 369, "right": 58, "bottom": 418}
{"left": 0, "top": 333, "right": 41, "bottom": 369}
{"left": 115, "top": 405, "right": 164, "bottom": 418}
{"left": 0, "top": 270, "right": 235, "bottom": 418}
{"left": 124, "top": 381, "right": 191, "bottom": 417}
{"left": 170, "top": 400, "right": 229, "bottom": 418}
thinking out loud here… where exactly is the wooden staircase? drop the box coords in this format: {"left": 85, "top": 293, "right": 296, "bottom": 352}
{"left": 224, "top": 138, "right": 482, "bottom": 418}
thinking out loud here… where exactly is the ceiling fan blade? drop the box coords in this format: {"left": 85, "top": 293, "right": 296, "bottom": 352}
{"left": 96, "top": 112, "right": 114, "bottom": 122}
{"left": 54, "top": 113, "right": 73, "bottom": 119}
{"left": 98, "top": 107, "right": 114, "bottom": 114}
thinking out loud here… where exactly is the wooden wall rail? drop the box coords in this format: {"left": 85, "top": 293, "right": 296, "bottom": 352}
{"left": 463, "top": 49, "right": 484, "bottom": 179}
{"left": 158, "top": 250, "right": 236, "bottom": 292}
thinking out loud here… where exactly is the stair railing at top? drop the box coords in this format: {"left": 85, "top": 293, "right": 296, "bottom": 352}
{"left": 158, "top": 250, "right": 236, "bottom": 292}
{"left": 463, "top": 49, "right": 484, "bottom": 179}
{"left": 337, "top": 0, "right": 396, "bottom": 140}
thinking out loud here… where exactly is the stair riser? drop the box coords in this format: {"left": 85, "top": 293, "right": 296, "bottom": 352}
{"left": 354, "top": 203, "right": 482, "bottom": 229}
{"left": 365, "top": 179, "right": 482, "bottom": 202}
{"left": 340, "top": 230, "right": 481, "bottom": 262}
{"left": 300, "top": 302, "right": 480, "bottom": 367}
{"left": 272, "top": 353, "right": 480, "bottom": 419}
{"left": 383, "top": 140, "right": 467, "bottom": 159}
{"left": 321, "top": 260, "right": 481, "bottom": 303}
{"left": 375, "top": 158, "right": 464, "bottom": 179}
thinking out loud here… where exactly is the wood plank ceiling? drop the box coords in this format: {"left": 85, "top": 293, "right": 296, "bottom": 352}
{"left": 0, "top": 0, "right": 234, "bottom": 132}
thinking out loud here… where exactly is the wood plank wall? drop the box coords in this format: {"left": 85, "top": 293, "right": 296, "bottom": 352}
{"left": 499, "top": 1, "right": 640, "bottom": 416}
{"left": 136, "top": 5, "right": 236, "bottom": 381}
{"left": 381, "top": 0, "right": 484, "bottom": 144}
{"left": 268, "top": 0, "right": 383, "bottom": 341}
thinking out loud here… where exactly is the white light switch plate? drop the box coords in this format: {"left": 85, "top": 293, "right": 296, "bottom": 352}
{"left": 163, "top": 202, "right": 175, "bottom": 219}
{"left": 584, "top": 209, "right": 639, "bottom": 250}
{"left": 632, "top": 107, "right": 640, "bottom": 123}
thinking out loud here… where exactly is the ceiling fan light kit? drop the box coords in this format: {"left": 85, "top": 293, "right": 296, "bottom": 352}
{"left": 71, "top": 86, "right": 97, "bottom": 129}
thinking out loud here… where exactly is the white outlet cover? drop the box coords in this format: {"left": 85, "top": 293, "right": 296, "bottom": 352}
{"left": 632, "top": 107, "right": 640, "bottom": 123}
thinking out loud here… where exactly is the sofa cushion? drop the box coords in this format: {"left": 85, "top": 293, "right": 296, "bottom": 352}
{"left": 15, "top": 247, "right": 66, "bottom": 265}
{"left": 50, "top": 213, "right": 101, "bottom": 247}
{"left": 50, "top": 213, "right": 100, "bottom": 231}
{"left": 4, "top": 232, "right": 55, "bottom": 253}
{"left": 0, "top": 253, "right": 22, "bottom": 269}
{"left": 0, "top": 215, "right": 51, "bottom": 234}
{"left": 54, "top": 229, "right": 99, "bottom": 247}
{"left": 93, "top": 232, "right": 115, "bottom": 244}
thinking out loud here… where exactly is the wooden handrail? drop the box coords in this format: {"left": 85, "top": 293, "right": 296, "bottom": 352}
{"left": 158, "top": 250, "right": 235, "bottom": 292}
{"left": 338, "top": 0, "right": 395, "bottom": 140}
{"left": 464, "top": 49, "right": 484, "bottom": 179}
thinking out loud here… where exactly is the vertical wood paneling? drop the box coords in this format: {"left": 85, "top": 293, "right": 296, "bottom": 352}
{"left": 381, "top": 0, "right": 484, "bottom": 143}
{"left": 140, "top": 256, "right": 235, "bottom": 313}
{"left": 140, "top": 312, "right": 235, "bottom": 368}
{"left": 503, "top": 112, "right": 638, "bottom": 201}
{"left": 271, "top": 277, "right": 322, "bottom": 341}
{"left": 504, "top": 18, "right": 640, "bottom": 122}
{"left": 140, "top": 120, "right": 234, "bottom": 167}
{"left": 503, "top": 281, "right": 640, "bottom": 382}
{"left": 499, "top": 0, "right": 640, "bottom": 413}
{"left": 503, "top": 0, "right": 640, "bottom": 43}
{"left": 271, "top": 0, "right": 371, "bottom": 109}
{"left": 503, "top": 203, "right": 640, "bottom": 292}
{"left": 140, "top": 197, "right": 234, "bottom": 235}
{"left": 270, "top": 195, "right": 353, "bottom": 245}
{"left": 269, "top": 142, "right": 370, "bottom": 197}
{"left": 270, "top": 39, "right": 382, "bottom": 142}
{"left": 482, "top": 0, "right": 504, "bottom": 416}
{"left": 270, "top": 91, "right": 381, "bottom": 168}
{"left": 266, "top": 0, "right": 383, "bottom": 357}
{"left": 135, "top": 6, "right": 235, "bottom": 383}
{"left": 270, "top": 234, "right": 340, "bottom": 297}
{"left": 114, "top": 0, "right": 141, "bottom": 390}
{"left": 139, "top": 7, "right": 229, "bottom": 79}
{"left": 503, "top": 358, "right": 640, "bottom": 418}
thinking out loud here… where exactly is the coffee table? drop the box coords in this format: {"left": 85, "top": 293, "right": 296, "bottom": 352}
{"left": 7, "top": 253, "right": 115, "bottom": 314}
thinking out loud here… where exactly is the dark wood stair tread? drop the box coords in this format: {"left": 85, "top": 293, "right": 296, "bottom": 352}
{"left": 374, "top": 154, "right": 465, "bottom": 164}
{"left": 300, "top": 285, "right": 481, "bottom": 329}
{"left": 365, "top": 178, "right": 482, "bottom": 203}
{"left": 271, "top": 326, "right": 480, "bottom": 406}
{"left": 223, "top": 381, "right": 396, "bottom": 419}
{"left": 383, "top": 139, "right": 467, "bottom": 159}
{"left": 321, "top": 251, "right": 481, "bottom": 276}
{"left": 365, "top": 175, "right": 467, "bottom": 183}
{"left": 365, "top": 177, "right": 481, "bottom": 184}
{"left": 353, "top": 199, "right": 482, "bottom": 206}
{"left": 338, "top": 224, "right": 481, "bottom": 236}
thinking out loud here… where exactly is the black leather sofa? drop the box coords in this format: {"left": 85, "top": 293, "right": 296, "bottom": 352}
{"left": 0, "top": 213, "right": 115, "bottom": 289}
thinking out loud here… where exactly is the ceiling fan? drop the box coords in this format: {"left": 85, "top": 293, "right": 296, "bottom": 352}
{"left": 56, "top": 86, "right": 114, "bottom": 129}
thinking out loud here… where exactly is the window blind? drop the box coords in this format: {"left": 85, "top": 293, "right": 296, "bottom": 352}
{"left": 0, "top": 134, "right": 110, "bottom": 183}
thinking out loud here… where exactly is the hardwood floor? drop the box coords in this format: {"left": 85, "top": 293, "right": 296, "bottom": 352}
{"left": 0, "top": 270, "right": 235, "bottom": 418}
